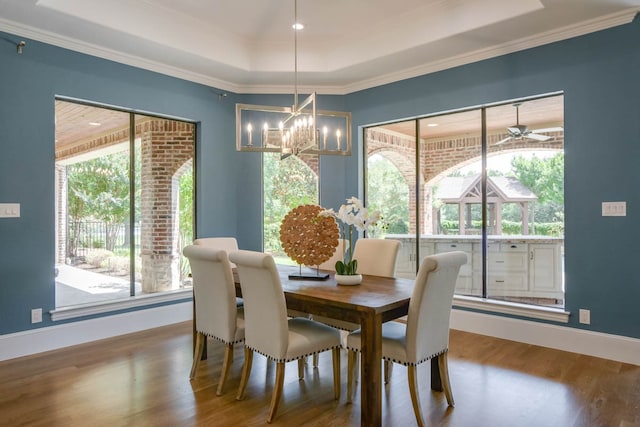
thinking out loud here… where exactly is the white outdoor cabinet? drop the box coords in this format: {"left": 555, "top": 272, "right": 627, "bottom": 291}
{"left": 387, "top": 234, "right": 563, "bottom": 302}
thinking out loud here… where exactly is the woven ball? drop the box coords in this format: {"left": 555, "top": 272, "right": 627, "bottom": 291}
{"left": 280, "top": 204, "right": 339, "bottom": 267}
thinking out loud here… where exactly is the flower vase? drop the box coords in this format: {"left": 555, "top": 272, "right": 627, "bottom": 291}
{"left": 335, "top": 273, "right": 362, "bottom": 286}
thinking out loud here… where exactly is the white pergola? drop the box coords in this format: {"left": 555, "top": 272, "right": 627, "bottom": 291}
{"left": 433, "top": 175, "right": 537, "bottom": 235}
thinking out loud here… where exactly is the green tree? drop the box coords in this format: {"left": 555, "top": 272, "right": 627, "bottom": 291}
{"left": 178, "top": 166, "right": 194, "bottom": 280}
{"left": 67, "top": 151, "right": 130, "bottom": 251}
{"left": 367, "top": 154, "right": 409, "bottom": 235}
{"left": 263, "top": 153, "right": 318, "bottom": 256}
{"left": 510, "top": 153, "right": 564, "bottom": 223}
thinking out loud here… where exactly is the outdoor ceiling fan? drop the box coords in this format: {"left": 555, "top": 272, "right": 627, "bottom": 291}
{"left": 495, "top": 102, "right": 563, "bottom": 145}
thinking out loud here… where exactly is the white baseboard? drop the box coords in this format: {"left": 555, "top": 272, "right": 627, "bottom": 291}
{"left": 451, "top": 308, "right": 640, "bottom": 366}
{"left": 2, "top": 304, "right": 638, "bottom": 366}
{"left": 0, "top": 302, "right": 193, "bottom": 362}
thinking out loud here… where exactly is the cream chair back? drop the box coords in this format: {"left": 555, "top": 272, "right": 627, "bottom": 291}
{"left": 183, "top": 245, "right": 240, "bottom": 343}
{"left": 317, "top": 238, "right": 349, "bottom": 271}
{"left": 406, "top": 251, "right": 466, "bottom": 364}
{"left": 194, "top": 237, "right": 239, "bottom": 267}
{"left": 352, "top": 238, "right": 401, "bottom": 277}
{"left": 229, "top": 250, "right": 289, "bottom": 360}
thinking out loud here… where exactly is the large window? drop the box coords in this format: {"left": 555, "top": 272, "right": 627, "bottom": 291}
{"left": 54, "top": 100, "right": 194, "bottom": 307}
{"left": 365, "top": 94, "right": 564, "bottom": 308}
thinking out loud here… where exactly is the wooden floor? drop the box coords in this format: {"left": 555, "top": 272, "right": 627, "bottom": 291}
{"left": 1, "top": 322, "right": 638, "bottom": 427}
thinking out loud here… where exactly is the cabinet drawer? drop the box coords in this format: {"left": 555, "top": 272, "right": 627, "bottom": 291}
{"left": 435, "top": 242, "right": 472, "bottom": 253}
{"left": 488, "top": 252, "right": 527, "bottom": 272}
{"left": 487, "top": 273, "right": 527, "bottom": 291}
{"left": 500, "top": 243, "right": 527, "bottom": 253}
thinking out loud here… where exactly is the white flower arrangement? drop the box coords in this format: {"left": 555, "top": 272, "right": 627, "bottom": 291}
{"left": 320, "top": 197, "right": 381, "bottom": 275}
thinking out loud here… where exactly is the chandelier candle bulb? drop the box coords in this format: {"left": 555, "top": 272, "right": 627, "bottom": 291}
{"left": 247, "top": 123, "right": 252, "bottom": 146}
{"left": 262, "top": 123, "right": 268, "bottom": 144}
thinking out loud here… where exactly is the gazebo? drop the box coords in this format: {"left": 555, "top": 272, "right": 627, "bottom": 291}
{"left": 433, "top": 175, "right": 537, "bottom": 235}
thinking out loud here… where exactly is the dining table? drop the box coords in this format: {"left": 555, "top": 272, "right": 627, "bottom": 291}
{"left": 189, "top": 264, "right": 440, "bottom": 426}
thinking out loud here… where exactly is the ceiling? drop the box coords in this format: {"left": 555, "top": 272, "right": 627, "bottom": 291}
{"left": 2, "top": 0, "right": 639, "bottom": 94}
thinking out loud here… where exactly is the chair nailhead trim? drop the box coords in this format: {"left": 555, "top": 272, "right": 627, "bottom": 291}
{"left": 246, "top": 345, "right": 341, "bottom": 363}
{"left": 199, "top": 331, "right": 244, "bottom": 345}
{"left": 344, "top": 347, "right": 448, "bottom": 367}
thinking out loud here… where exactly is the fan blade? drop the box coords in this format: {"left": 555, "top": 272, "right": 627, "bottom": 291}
{"left": 531, "top": 127, "right": 563, "bottom": 133}
{"left": 494, "top": 136, "right": 512, "bottom": 145}
{"left": 526, "top": 133, "right": 552, "bottom": 141}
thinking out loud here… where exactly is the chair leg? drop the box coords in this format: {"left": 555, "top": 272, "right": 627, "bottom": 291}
{"left": 236, "top": 347, "right": 253, "bottom": 400}
{"left": 408, "top": 365, "right": 425, "bottom": 427}
{"left": 332, "top": 347, "right": 341, "bottom": 400}
{"left": 313, "top": 353, "right": 319, "bottom": 367}
{"left": 267, "top": 361, "right": 286, "bottom": 423}
{"left": 298, "top": 358, "right": 305, "bottom": 379}
{"left": 216, "top": 342, "right": 234, "bottom": 396}
{"left": 346, "top": 350, "right": 358, "bottom": 403}
{"left": 384, "top": 360, "right": 393, "bottom": 384}
{"left": 438, "top": 352, "right": 455, "bottom": 407}
{"left": 189, "top": 332, "right": 205, "bottom": 379}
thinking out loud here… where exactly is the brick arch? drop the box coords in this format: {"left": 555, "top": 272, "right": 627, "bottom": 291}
{"left": 368, "top": 147, "right": 425, "bottom": 232}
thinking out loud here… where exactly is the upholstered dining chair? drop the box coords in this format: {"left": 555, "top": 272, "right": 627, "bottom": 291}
{"left": 317, "top": 238, "right": 349, "bottom": 271}
{"left": 351, "top": 237, "right": 401, "bottom": 278}
{"left": 345, "top": 251, "right": 467, "bottom": 427}
{"left": 194, "top": 236, "right": 239, "bottom": 266}
{"left": 229, "top": 250, "right": 342, "bottom": 424}
{"left": 193, "top": 236, "right": 244, "bottom": 307}
{"left": 183, "top": 245, "right": 245, "bottom": 396}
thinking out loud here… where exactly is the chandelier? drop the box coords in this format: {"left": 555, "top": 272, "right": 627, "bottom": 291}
{"left": 235, "top": 0, "right": 351, "bottom": 159}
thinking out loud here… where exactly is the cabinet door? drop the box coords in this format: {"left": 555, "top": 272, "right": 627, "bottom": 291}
{"left": 394, "top": 238, "right": 416, "bottom": 279}
{"left": 529, "top": 244, "right": 562, "bottom": 299}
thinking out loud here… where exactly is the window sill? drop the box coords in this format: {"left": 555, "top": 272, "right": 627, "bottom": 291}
{"left": 453, "top": 295, "right": 570, "bottom": 323}
{"left": 50, "top": 289, "right": 193, "bottom": 321}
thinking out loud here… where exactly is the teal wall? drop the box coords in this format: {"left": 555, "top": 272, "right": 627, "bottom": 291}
{"left": 1, "top": 16, "right": 639, "bottom": 339}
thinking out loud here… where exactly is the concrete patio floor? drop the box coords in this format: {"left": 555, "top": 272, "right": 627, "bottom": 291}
{"left": 55, "top": 264, "right": 141, "bottom": 307}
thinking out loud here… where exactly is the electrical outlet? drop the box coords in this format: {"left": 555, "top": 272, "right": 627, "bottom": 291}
{"left": 602, "top": 201, "right": 626, "bottom": 216}
{"left": 0, "top": 203, "right": 20, "bottom": 218}
{"left": 579, "top": 309, "right": 590, "bottom": 325}
{"left": 31, "top": 308, "right": 42, "bottom": 323}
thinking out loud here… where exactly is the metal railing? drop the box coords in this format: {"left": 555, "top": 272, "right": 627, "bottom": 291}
{"left": 67, "top": 220, "right": 138, "bottom": 260}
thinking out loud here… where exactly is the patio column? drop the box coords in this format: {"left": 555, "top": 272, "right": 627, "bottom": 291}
{"left": 139, "top": 119, "right": 194, "bottom": 293}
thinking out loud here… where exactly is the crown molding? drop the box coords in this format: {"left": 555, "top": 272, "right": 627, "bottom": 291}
{"left": 1, "top": 8, "right": 638, "bottom": 96}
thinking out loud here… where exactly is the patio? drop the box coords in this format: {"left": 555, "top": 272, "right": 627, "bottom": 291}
{"left": 55, "top": 264, "right": 141, "bottom": 307}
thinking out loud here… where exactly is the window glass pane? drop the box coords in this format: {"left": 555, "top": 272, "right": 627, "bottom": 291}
{"left": 55, "top": 101, "right": 132, "bottom": 306}
{"left": 263, "top": 152, "right": 319, "bottom": 265}
{"left": 421, "top": 110, "right": 481, "bottom": 296}
{"left": 485, "top": 96, "right": 564, "bottom": 308}
{"left": 365, "top": 123, "right": 414, "bottom": 276}
{"left": 135, "top": 114, "right": 195, "bottom": 294}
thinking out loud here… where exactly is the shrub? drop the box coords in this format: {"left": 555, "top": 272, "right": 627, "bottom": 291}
{"left": 85, "top": 249, "right": 114, "bottom": 268}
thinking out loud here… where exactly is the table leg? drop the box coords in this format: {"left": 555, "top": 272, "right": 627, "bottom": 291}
{"left": 431, "top": 356, "right": 442, "bottom": 391}
{"left": 360, "top": 311, "right": 382, "bottom": 427}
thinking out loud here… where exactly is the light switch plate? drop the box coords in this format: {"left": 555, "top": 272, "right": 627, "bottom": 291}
{"left": 602, "top": 201, "right": 626, "bottom": 217}
{"left": 0, "top": 203, "right": 20, "bottom": 218}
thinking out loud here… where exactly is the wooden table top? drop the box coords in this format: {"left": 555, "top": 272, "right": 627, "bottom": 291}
{"left": 234, "top": 264, "right": 415, "bottom": 318}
